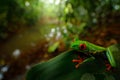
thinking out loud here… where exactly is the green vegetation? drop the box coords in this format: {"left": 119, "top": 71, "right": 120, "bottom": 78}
{"left": 0, "top": 0, "right": 42, "bottom": 39}
{"left": 0, "top": 0, "right": 62, "bottom": 39}
{"left": 0, "top": 0, "right": 120, "bottom": 80}
{"left": 0, "top": 0, "right": 120, "bottom": 40}
{"left": 63, "top": 0, "right": 120, "bottom": 26}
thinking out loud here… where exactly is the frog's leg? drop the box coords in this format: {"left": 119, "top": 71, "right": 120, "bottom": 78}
{"left": 104, "top": 60, "right": 113, "bottom": 71}
{"left": 72, "top": 56, "right": 95, "bottom": 68}
{"left": 72, "top": 55, "right": 85, "bottom": 68}
{"left": 105, "top": 63, "right": 112, "bottom": 71}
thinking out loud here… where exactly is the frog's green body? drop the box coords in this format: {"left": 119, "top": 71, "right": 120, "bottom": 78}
{"left": 70, "top": 39, "right": 117, "bottom": 68}
{"left": 71, "top": 40, "right": 106, "bottom": 53}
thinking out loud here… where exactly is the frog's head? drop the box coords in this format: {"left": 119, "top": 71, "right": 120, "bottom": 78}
{"left": 70, "top": 38, "right": 89, "bottom": 53}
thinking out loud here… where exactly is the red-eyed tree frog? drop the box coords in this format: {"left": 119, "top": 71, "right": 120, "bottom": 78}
{"left": 70, "top": 38, "right": 117, "bottom": 71}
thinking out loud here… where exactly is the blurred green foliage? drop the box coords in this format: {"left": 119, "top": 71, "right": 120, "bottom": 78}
{"left": 63, "top": 0, "right": 120, "bottom": 26}
{"left": 48, "top": 41, "right": 60, "bottom": 53}
{"left": 0, "top": 0, "right": 43, "bottom": 39}
{"left": 0, "top": 0, "right": 120, "bottom": 40}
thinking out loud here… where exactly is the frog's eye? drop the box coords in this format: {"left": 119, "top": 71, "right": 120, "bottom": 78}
{"left": 79, "top": 44, "right": 86, "bottom": 50}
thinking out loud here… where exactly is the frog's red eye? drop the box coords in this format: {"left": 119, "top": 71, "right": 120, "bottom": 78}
{"left": 79, "top": 44, "right": 86, "bottom": 50}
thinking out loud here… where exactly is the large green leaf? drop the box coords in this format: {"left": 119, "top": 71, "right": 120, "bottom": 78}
{"left": 26, "top": 50, "right": 119, "bottom": 80}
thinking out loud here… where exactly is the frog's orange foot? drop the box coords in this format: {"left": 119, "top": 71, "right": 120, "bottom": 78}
{"left": 105, "top": 63, "right": 112, "bottom": 71}
{"left": 72, "top": 56, "right": 84, "bottom": 68}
